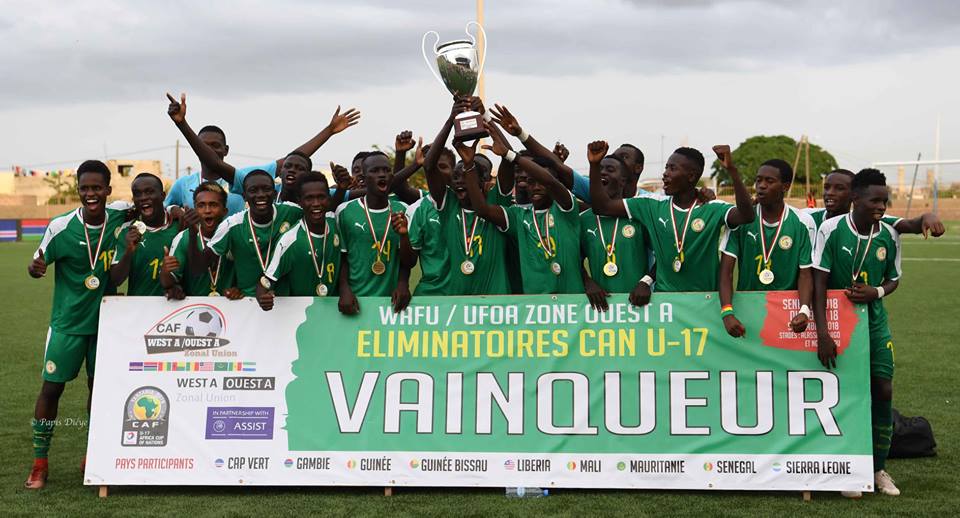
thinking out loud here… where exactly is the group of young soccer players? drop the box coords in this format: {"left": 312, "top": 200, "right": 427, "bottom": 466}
{"left": 25, "top": 94, "right": 945, "bottom": 497}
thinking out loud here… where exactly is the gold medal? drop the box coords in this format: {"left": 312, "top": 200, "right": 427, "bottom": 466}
{"left": 550, "top": 261, "right": 562, "bottom": 275}
{"left": 372, "top": 259, "right": 386, "bottom": 275}
{"left": 758, "top": 268, "right": 775, "bottom": 285}
{"left": 316, "top": 283, "right": 328, "bottom": 297}
{"left": 303, "top": 219, "right": 332, "bottom": 292}
{"left": 603, "top": 261, "right": 619, "bottom": 277}
{"left": 208, "top": 290, "right": 220, "bottom": 296}
{"left": 669, "top": 201, "right": 698, "bottom": 274}
{"left": 361, "top": 200, "right": 392, "bottom": 278}
{"left": 460, "top": 259, "right": 475, "bottom": 275}
{"left": 132, "top": 220, "right": 147, "bottom": 234}
{"left": 84, "top": 275, "right": 100, "bottom": 290}
{"left": 460, "top": 209, "right": 481, "bottom": 276}
{"left": 672, "top": 257, "right": 683, "bottom": 272}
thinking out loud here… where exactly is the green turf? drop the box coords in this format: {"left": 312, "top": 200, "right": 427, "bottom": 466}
{"left": 1, "top": 226, "right": 958, "bottom": 517}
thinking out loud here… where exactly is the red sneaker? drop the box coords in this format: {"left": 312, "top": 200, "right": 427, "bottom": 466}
{"left": 25, "top": 459, "right": 49, "bottom": 489}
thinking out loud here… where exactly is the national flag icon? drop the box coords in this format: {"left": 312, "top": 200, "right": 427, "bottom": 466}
{"left": 409, "top": 459, "right": 420, "bottom": 469}
{"left": 199, "top": 362, "right": 213, "bottom": 371}
{"left": 567, "top": 461, "right": 577, "bottom": 471}
{"left": 214, "top": 458, "right": 225, "bottom": 468}
{"left": 703, "top": 462, "right": 714, "bottom": 472}
{"left": 284, "top": 458, "right": 294, "bottom": 468}
{"left": 346, "top": 459, "right": 357, "bottom": 470}
{"left": 503, "top": 460, "right": 515, "bottom": 470}
{"left": 128, "top": 362, "right": 144, "bottom": 371}
{"left": 772, "top": 462, "right": 782, "bottom": 473}
{"left": 616, "top": 461, "right": 626, "bottom": 471}
{"left": 242, "top": 362, "right": 256, "bottom": 372}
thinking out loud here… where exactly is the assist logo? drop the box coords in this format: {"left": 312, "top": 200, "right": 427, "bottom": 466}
{"left": 143, "top": 304, "right": 230, "bottom": 354}
{"left": 121, "top": 386, "right": 170, "bottom": 447}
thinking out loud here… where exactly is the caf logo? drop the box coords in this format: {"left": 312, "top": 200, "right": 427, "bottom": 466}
{"left": 279, "top": 222, "right": 291, "bottom": 233}
{"left": 779, "top": 236, "right": 793, "bottom": 250}
{"left": 621, "top": 225, "right": 636, "bottom": 238}
{"left": 876, "top": 247, "right": 887, "bottom": 261}
{"left": 546, "top": 213, "right": 555, "bottom": 228}
{"left": 691, "top": 218, "right": 705, "bottom": 232}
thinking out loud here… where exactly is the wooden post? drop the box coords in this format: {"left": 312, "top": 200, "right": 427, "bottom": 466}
{"left": 804, "top": 135, "right": 811, "bottom": 200}
{"left": 384, "top": 487, "right": 393, "bottom": 496}
{"left": 802, "top": 491, "right": 812, "bottom": 502}
{"left": 99, "top": 485, "right": 109, "bottom": 498}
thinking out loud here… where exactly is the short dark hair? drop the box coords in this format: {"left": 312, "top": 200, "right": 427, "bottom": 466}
{"left": 475, "top": 154, "right": 493, "bottom": 181}
{"left": 198, "top": 125, "right": 227, "bottom": 144}
{"left": 423, "top": 144, "right": 457, "bottom": 167}
{"left": 76, "top": 160, "right": 111, "bottom": 185}
{"left": 827, "top": 168, "right": 855, "bottom": 180}
{"left": 761, "top": 159, "right": 794, "bottom": 184}
{"left": 133, "top": 172, "right": 163, "bottom": 190}
{"left": 241, "top": 169, "right": 273, "bottom": 191}
{"left": 852, "top": 168, "right": 886, "bottom": 194}
{"left": 285, "top": 150, "right": 313, "bottom": 171}
{"left": 194, "top": 180, "right": 227, "bottom": 205}
{"left": 298, "top": 171, "right": 330, "bottom": 194}
{"left": 617, "top": 143, "right": 645, "bottom": 167}
{"left": 352, "top": 151, "right": 370, "bottom": 166}
{"left": 674, "top": 147, "right": 705, "bottom": 174}
{"left": 361, "top": 151, "right": 390, "bottom": 173}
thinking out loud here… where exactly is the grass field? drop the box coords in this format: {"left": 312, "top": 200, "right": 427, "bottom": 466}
{"left": 1, "top": 227, "right": 958, "bottom": 517}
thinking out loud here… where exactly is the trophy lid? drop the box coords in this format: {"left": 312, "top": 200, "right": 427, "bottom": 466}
{"left": 436, "top": 40, "right": 474, "bottom": 52}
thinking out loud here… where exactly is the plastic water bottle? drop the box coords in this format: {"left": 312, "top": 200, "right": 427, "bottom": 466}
{"left": 505, "top": 487, "right": 549, "bottom": 498}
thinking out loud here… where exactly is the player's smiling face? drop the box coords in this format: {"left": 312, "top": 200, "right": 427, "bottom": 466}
{"left": 362, "top": 155, "right": 393, "bottom": 198}
{"left": 853, "top": 184, "right": 889, "bottom": 223}
{"left": 527, "top": 178, "right": 553, "bottom": 210}
{"left": 243, "top": 174, "right": 275, "bottom": 219}
{"left": 823, "top": 173, "right": 852, "bottom": 214}
{"left": 281, "top": 155, "right": 310, "bottom": 190}
{"left": 194, "top": 190, "right": 226, "bottom": 235}
{"left": 132, "top": 176, "right": 165, "bottom": 224}
{"left": 299, "top": 180, "right": 330, "bottom": 226}
{"left": 77, "top": 172, "right": 111, "bottom": 216}
{"left": 451, "top": 164, "right": 482, "bottom": 206}
{"left": 754, "top": 165, "right": 787, "bottom": 206}
{"left": 599, "top": 158, "right": 625, "bottom": 199}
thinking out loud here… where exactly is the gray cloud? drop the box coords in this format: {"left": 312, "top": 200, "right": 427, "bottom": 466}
{"left": 1, "top": 0, "right": 957, "bottom": 109}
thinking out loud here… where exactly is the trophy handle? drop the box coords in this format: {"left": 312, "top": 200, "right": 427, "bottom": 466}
{"left": 465, "top": 21, "right": 487, "bottom": 80}
{"left": 421, "top": 31, "right": 444, "bottom": 87}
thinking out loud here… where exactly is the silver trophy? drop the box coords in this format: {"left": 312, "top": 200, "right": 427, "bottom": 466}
{"left": 422, "top": 22, "right": 488, "bottom": 142}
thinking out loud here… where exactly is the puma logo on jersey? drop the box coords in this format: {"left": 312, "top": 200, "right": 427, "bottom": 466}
{"left": 841, "top": 246, "right": 854, "bottom": 256}
{"left": 746, "top": 231, "right": 758, "bottom": 241}
{"left": 658, "top": 217, "right": 668, "bottom": 228}
{"left": 586, "top": 228, "right": 597, "bottom": 237}
{"left": 354, "top": 222, "right": 367, "bottom": 232}
{"left": 429, "top": 217, "right": 440, "bottom": 225}
{"left": 523, "top": 220, "right": 533, "bottom": 230}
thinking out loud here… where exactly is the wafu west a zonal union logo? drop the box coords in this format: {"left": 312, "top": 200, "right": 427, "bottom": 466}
{"left": 143, "top": 303, "right": 230, "bottom": 354}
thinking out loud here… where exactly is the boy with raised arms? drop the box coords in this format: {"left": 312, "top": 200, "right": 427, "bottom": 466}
{"left": 813, "top": 169, "right": 903, "bottom": 497}
{"left": 164, "top": 124, "right": 246, "bottom": 215}
{"left": 204, "top": 170, "right": 302, "bottom": 296}
{"left": 718, "top": 159, "right": 816, "bottom": 337}
{"left": 256, "top": 168, "right": 350, "bottom": 310}
{"left": 581, "top": 148, "right": 651, "bottom": 311}
{"left": 336, "top": 152, "right": 414, "bottom": 314}
{"left": 25, "top": 160, "right": 129, "bottom": 489}
{"left": 110, "top": 173, "right": 183, "bottom": 296}
{"left": 590, "top": 142, "right": 755, "bottom": 292}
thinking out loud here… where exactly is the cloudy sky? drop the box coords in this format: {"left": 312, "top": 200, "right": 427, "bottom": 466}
{"left": 2, "top": 0, "right": 958, "bottom": 182}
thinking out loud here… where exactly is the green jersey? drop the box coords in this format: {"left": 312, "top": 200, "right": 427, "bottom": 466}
{"left": 623, "top": 196, "right": 735, "bottom": 292}
{"left": 207, "top": 203, "right": 302, "bottom": 296}
{"left": 336, "top": 197, "right": 409, "bottom": 296}
{"left": 112, "top": 217, "right": 181, "bottom": 296}
{"left": 579, "top": 208, "right": 648, "bottom": 293}
{"left": 169, "top": 229, "right": 237, "bottom": 296}
{"left": 805, "top": 207, "right": 902, "bottom": 231}
{"left": 721, "top": 205, "right": 816, "bottom": 291}
{"left": 264, "top": 218, "right": 341, "bottom": 296}
{"left": 436, "top": 188, "right": 510, "bottom": 295}
{"left": 407, "top": 197, "right": 449, "bottom": 295}
{"left": 502, "top": 190, "right": 583, "bottom": 294}
{"left": 814, "top": 214, "right": 902, "bottom": 332}
{"left": 37, "top": 207, "right": 128, "bottom": 334}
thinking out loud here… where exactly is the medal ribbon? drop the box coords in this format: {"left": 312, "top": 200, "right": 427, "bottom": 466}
{"left": 246, "top": 209, "right": 276, "bottom": 272}
{"left": 530, "top": 208, "right": 554, "bottom": 257}
{"left": 670, "top": 201, "right": 698, "bottom": 258}
{"left": 303, "top": 219, "right": 329, "bottom": 282}
{"left": 757, "top": 205, "right": 787, "bottom": 267}
{"left": 80, "top": 208, "right": 106, "bottom": 273}
{"left": 847, "top": 213, "right": 876, "bottom": 284}
{"left": 461, "top": 209, "right": 481, "bottom": 258}
{"left": 595, "top": 215, "right": 619, "bottom": 260}
{"left": 198, "top": 231, "right": 221, "bottom": 288}
{"left": 362, "top": 199, "right": 392, "bottom": 261}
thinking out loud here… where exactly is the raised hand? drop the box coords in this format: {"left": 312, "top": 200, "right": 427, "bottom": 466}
{"left": 553, "top": 142, "right": 570, "bottom": 163}
{"left": 480, "top": 122, "right": 509, "bottom": 157}
{"left": 587, "top": 140, "right": 609, "bottom": 164}
{"left": 450, "top": 96, "right": 472, "bottom": 120}
{"left": 182, "top": 208, "right": 201, "bottom": 230}
{"left": 723, "top": 314, "right": 746, "bottom": 338}
{"left": 712, "top": 145, "right": 733, "bottom": 169}
{"left": 789, "top": 312, "right": 809, "bottom": 333}
{"left": 489, "top": 104, "right": 522, "bottom": 137}
{"left": 390, "top": 212, "right": 408, "bottom": 236}
{"left": 28, "top": 250, "right": 47, "bottom": 278}
{"left": 414, "top": 137, "right": 425, "bottom": 167}
{"left": 161, "top": 246, "right": 179, "bottom": 275}
{"left": 331, "top": 162, "right": 351, "bottom": 191}
{"left": 468, "top": 96, "right": 485, "bottom": 115}
{"left": 395, "top": 130, "right": 415, "bottom": 153}
{"left": 166, "top": 92, "right": 186, "bottom": 124}
{"left": 328, "top": 106, "right": 361, "bottom": 134}
{"left": 454, "top": 138, "right": 480, "bottom": 164}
